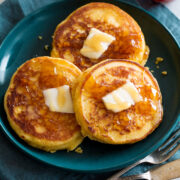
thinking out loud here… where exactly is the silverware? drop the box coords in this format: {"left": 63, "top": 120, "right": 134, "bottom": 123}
{"left": 118, "top": 159, "right": 180, "bottom": 180}
{"left": 108, "top": 127, "right": 180, "bottom": 180}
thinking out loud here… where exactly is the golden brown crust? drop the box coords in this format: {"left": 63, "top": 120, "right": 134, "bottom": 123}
{"left": 73, "top": 59, "right": 163, "bottom": 144}
{"left": 51, "top": 2, "right": 149, "bottom": 71}
{"left": 4, "top": 56, "right": 83, "bottom": 152}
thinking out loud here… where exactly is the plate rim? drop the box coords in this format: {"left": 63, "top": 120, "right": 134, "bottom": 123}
{"left": 0, "top": 0, "right": 180, "bottom": 172}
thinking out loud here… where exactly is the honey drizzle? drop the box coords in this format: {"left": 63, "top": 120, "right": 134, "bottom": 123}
{"left": 112, "top": 92, "right": 130, "bottom": 111}
{"left": 84, "top": 33, "right": 113, "bottom": 52}
{"left": 57, "top": 87, "right": 66, "bottom": 108}
{"left": 83, "top": 67, "right": 160, "bottom": 133}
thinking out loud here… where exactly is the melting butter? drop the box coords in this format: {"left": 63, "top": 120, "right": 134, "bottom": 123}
{"left": 43, "top": 85, "right": 74, "bottom": 113}
{"left": 102, "top": 81, "right": 142, "bottom": 113}
{"left": 57, "top": 87, "right": 66, "bottom": 108}
{"left": 80, "top": 28, "right": 115, "bottom": 59}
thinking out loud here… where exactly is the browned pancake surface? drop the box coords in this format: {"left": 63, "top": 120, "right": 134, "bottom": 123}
{"left": 6, "top": 57, "right": 81, "bottom": 142}
{"left": 73, "top": 60, "right": 163, "bottom": 144}
{"left": 51, "top": 2, "right": 149, "bottom": 71}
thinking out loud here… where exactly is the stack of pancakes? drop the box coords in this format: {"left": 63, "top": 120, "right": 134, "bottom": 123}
{"left": 4, "top": 3, "right": 163, "bottom": 152}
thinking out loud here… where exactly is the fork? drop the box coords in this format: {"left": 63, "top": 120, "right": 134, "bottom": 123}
{"left": 108, "top": 127, "right": 180, "bottom": 180}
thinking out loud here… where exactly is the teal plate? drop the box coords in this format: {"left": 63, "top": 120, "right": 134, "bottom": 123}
{"left": 0, "top": 0, "right": 180, "bottom": 172}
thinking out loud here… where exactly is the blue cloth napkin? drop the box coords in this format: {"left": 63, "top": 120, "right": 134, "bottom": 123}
{"left": 0, "top": 0, "right": 179, "bottom": 179}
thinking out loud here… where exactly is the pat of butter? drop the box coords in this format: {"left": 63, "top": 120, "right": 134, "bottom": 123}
{"left": 122, "top": 82, "right": 142, "bottom": 103}
{"left": 43, "top": 85, "right": 74, "bottom": 113}
{"left": 80, "top": 28, "right": 115, "bottom": 59}
{"left": 102, "top": 82, "right": 142, "bottom": 113}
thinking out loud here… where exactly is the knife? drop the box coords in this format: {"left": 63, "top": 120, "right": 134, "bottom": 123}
{"left": 118, "top": 159, "right": 180, "bottom": 180}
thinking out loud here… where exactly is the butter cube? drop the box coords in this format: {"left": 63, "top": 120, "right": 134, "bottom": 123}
{"left": 80, "top": 28, "right": 115, "bottom": 59}
{"left": 43, "top": 85, "right": 74, "bottom": 113}
{"left": 102, "top": 81, "right": 142, "bottom": 113}
{"left": 122, "top": 81, "right": 142, "bottom": 103}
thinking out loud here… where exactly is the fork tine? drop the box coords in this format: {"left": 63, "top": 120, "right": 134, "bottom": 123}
{"left": 160, "top": 135, "right": 180, "bottom": 155}
{"left": 159, "top": 127, "right": 180, "bottom": 150}
{"left": 160, "top": 143, "right": 180, "bottom": 162}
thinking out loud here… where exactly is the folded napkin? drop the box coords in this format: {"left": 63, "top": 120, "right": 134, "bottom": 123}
{"left": 0, "top": 0, "right": 179, "bottom": 179}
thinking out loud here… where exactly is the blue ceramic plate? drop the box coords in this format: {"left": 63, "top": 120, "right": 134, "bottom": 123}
{"left": 0, "top": 0, "right": 180, "bottom": 172}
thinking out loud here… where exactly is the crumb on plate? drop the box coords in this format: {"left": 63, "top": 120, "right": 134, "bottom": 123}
{"left": 161, "top": 71, "right": 167, "bottom": 75}
{"left": 38, "top": 36, "right": 43, "bottom": 40}
{"left": 44, "top": 45, "right": 49, "bottom": 51}
{"left": 75, "top": 147, "right": 83, "bottom": 154}
{"left": 155, "top": 57, "right": 164, "bottom": 64}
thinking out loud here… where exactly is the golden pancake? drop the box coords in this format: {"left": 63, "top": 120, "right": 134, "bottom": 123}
{"left": 4, "top": 56, "right": 83, "bottom": 152}
{"left": 51, "top": 2, "right": 149, "bottom": 71}
{"left": 73, "top": 59, "right": 163, "bottom": 144}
